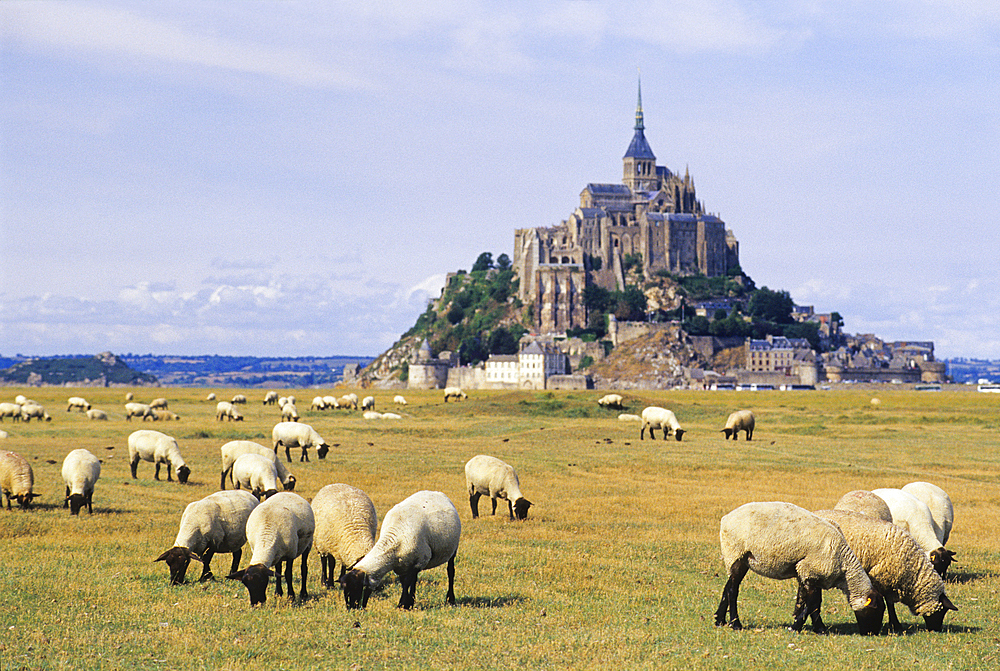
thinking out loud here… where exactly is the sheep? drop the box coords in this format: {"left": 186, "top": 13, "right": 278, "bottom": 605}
{"left": 639, "top": 406, "right": 685, "bottom": 441}
{"left": 15, "top": 395, "right": 29, "bottom": 405}
{"left": 340, "top": 490, "right": 461, "bottom": 610}
{"left": 231, "top": 453, "right": 281, "bottom": 501}
{"left": 272, "top": 421, "right": 330, "bottom": 463}
{"left": 618, "top": 413, "right": 641, "bottom": 422}
{"left": 597, "top": 393, "right": 625, "bottom": 409}
{"left": 66, "top": 396, "right": 91, "bottom": 412}
{"left": 362, "top": 411, "right": 383, "bottom": 420}
{"left": 125, "top": 392, "right": 134, "bottom": 401}
{"left": 61, "top": 448, "right": 101, "bottom": 515}
{"left": 393, "top": 395, "right": 407, "bottom": 406}
{"left": 124, "top": 402, "right": 155, "bottom": 422}
{"left": 152, "top": 409, "right": 181, "bottom": 421}
{"left": 812, "top": 509, "right": 957, "bottom": 632}
{"left": 323, "top": 395, "right": 339, "bottom": 409}
{"left": 231, "top": 394, "right": 248, "bottom": 404}
{"left": 0, "top": 450, "right": 38, "bottom": 509}
{"left": 220, "top": 440, "right": 296, "bottom": 492}
{"left": 834, "top": 490, "right": 893, "bottom": 522}
{"left": 227, "top": 492, "right": 315, "bottom": 606}
{"left": 714, "top": 501, "right": 884, "bottom": 635}
{"left": 149, "top": 397, "right": 169, "bottom": 410}
{"left": 281, "top": 402, "right": 300, "bottom": 423}
{"left": 156, "top": 490, "right": 259, "bottom": 585}
{"left": 361, "top": 396, "right": 375, "bottom": 411}
{"left": 206, "top": 392, "right": 217, "bottom": 401}
{"left": 0, "top": 402, "right": 23, "bottom": 422}
{"left": 465, "top": 454, "right": 532, "bottom": 520}
{"left": 86, "top": 408, "right": 108, "bottom": 421}
{"left": 277, "top": 396, "right": 289, "bottom": 408}
{"left": 901, "top": 481, "right": 954, "bottom": 546}
{"left": 721, "top": 410, "right": 755, "bottom": 441}
{"left": 335, "top": 395, "right": 357, "bottom": 410}
{"left": 311, "top": 484, "right": 378, "bottom": 589}
{"left": 310, "top": 396, "right": 328, "bottom": 411}
{"left": 381, "top": 412, "right": 402, "bottom": 420}
{"left": 443, "top": 387, "right": 467, "bottom": 403}
{"left": 872, "top": 488, "right": 956, "bottom": 577}
{"left": 215, "top": 401, "right": 244, "bottom": 422}
{"left": 286, "top": 395, "right": 297, "bottom": 406}
{"left": 342, "top": 393, "right": 356, "bottom": 406}
{"left": 19, "top": 402, "right": 52, "bottom": 423}
{"left": 127, "top": 429, "right": 191, "bottom": 483}
{"left": 262, "top": 391, "right": 279, "bottom": 405}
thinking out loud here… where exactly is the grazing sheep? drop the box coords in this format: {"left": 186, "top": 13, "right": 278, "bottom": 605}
{"left": 639, "top": 406, "right": 685, "bottom": 441}
{"left": 149, "top": 397, "right": 169, "bottom": 410}
{"left": 206, "top": 392, "right": 217, "bottom": 401}
{"left": 443, "top": 387, "right": 468, "bottom": 403}
{"left": 272, "top": 421, "right": 330, "bottom": 463}
{"left": 128, "top": 429, "right": 191, "bottom": 483}
{"left": 281, "top": 402, "right": 300, "bottom": 423}
{"left": 152, "top": 409, "right": 181, "bottom": 421}
{"left": 124, "top": 402, "right": 155, "bottom": 422}
{"left": 0, "top": 402, "right": 23, "bottom": 422}
{"left": 362, "top": 411, "right": 383, "bottom": 420}
{"left": 714, "top": 501, "right": 884, "bottom": 635}
{"left": 277, "top": 396, "right": 289, "bottom": 409}
{"left": 231, "top": 453, "right": 281, "bottom": 501}
{"left": 721, "top": 410, "right": 755, "bottom": 441}
{"left": 393, "top": 395, "right": 407, "bottom": 406}
{"left": 157, "top": 490, "right": 259, "bottom": 585}
{"left": 340, "top": 490, "right": 461, "bottom": 610}
{"left": 66, "top": 396, "right": 91, "bottom": 412}
{"left": 215, "top": 401, "right": 244, "bottom": 422}
{"left": 813, "top": 509, "right": 957, "bottom": 632}
{"left": 310, "top": 396, "right": 327, "bottom": 411}
{"left": 872, "top": 488, "right": 955, "bottom": 577}
{"left": 124, "top": 392, "right": 134, "bottom": 402}
{"left": 361, "top": 396, "right": 375, "bottom": 411}
{"left": 262, "top": 391, "right": 279, "bottom": 405}
{"left": 311, "top": 484, "right": 378, "bottom": 589}
{"left": 380, "top": 412, "right": 402, "bottom": 420}
{"left": 19, "top": 402, "right": 52, "bottom": 423}
{"left": 618, "top": 413, "right": 641, "bottom": 422}
{"left": 835, "top": 490, "right": 893, "bottom": 522}
{"left": 0, "top": 450, "right": 38, "bottom": 509}
{"left": 227, "top": 492, "right": 315, "bottom": 606}
{"left": 870, "top": 398, "right": 882, "bottom": 407}
{"left": 323, "top": 395, "right": 339, "bottom": 409}
{"left": 901, "top": 481, "right": 954, "bottom": 546}
{"left": 61, "top": 448, "right": 101, "bottom": 515}
{"left": 336, "top": 395, "right": 357, "bottom": 410}
{"left": 465, "top": 454, "right": 532, "bottom": 520}
{"left": 231, "top": 394, "right": 248, "bottom": 404}
{"left": 597, "top": 393, "right": 625, "bottom": 409}
{"left": 220, "top": 440, "right": 296, "bottom": 492}
{"left": 86, "top": 408, "right": 108, "bottom": 421}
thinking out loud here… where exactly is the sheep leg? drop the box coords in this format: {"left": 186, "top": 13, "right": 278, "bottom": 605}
{"left": 490, "top": 497, "right": 498, "bottom": 516}
{"left": 274, "top": 560, "right": 285, "bottom": 597}
{"left": 791, "top": 579, "right": 826, "bottom": 634}
{"left": 507, "top": 500, "right": 515, "bottom": 520}
{"left": 220, "top": 469, "right": 230, "bottom": 490}
{"left": 397, "top": 570, "right": 418, "bottom": 609}
{"left": 445, "top": 555, "right": 456, "bottom": 606}
{"left": 714, "top": 560, "right": 748, "bottom": 629}
{"left": 166, "top": 463, "right": 174, "bottom": 481}
{"left": 284, "top": 445, "right": 293, "bottom": 463}
{"left": 300, "top": 445, "right": 309, "bottom": 463}
{"left": 63, "top": 485, "right": 70, "bottom": 509}
{"left": 228, "top": 549, "right": 242, "bottom": 579}
{"left": 745, "top": 427, "right": 753, "bottom": 440}
{"left": 199, "top": 550, "right": 216, "bottom": 581}
{"left": 886, "top": 601, "right": 903, "bottom": 634}
{"left": 154, "top": 462, "right": 162, "bottom": 480}
{"left": 469, "top": 492, "right": 481, "bottom": 518}
{"left": 130, "top": 456, "right": 139, "bottom": 479}
{"left": 298, "top": 549, "right": 309, "bottom": 602}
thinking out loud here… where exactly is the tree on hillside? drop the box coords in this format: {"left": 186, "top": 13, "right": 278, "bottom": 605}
{"left": 472, "top": 252, "right": 494, "bottom": 273}
{"left": 496, "top": 253, "right": 512, "bottom": 271}
{"left": 748, "top": 287, "right": 794, "bottom": 324}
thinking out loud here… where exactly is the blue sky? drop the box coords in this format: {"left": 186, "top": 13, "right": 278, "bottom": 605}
{"left": 2, "top": 1, "right": 998, "bottom": 358}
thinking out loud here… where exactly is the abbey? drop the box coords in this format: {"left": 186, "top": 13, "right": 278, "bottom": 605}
{"left": 513, "top": 83, "right": 740, "bottom": 333}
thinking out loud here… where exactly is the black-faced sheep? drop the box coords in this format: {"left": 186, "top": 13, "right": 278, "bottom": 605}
{"left": 872, "top": 488, "right": 955, "bottom": 577}
{"left": 262, "top": 391, "right": 279, "bottom": 405}
{"left": 124, "top": 402, "right": 155, "bottom": 422}
{"left": 66, "top": 396, "right": 91, "bottom": 412}
{"left": 311, "top": 484, "right": 378, "bottom": 589}
{"left": 393, "top": 395, "right": 407, "bottom": 406}
{"left": 639, "top": 406, "right": 685, "bottom": 441}
{"left": 149, "top": 397, "right": 169, "bottom": 410}
{"left": 0, "top": 402, "right": 22, "bottom": 422}
{"left": 19, "top": 402, "right": 51, "bottom": 422}
{"left": 128, "top": 429, "right": 190, "bottom": 483}
{"left": 465, "top": 454, "right": 532, "bottom": 520}
{"left": 443, "top": 387, "right": 467, "bottom": 403}
{"left": 0, "top": 450, "right": 38, "bottom": 509}
{"left": 220, "top": 440, "right": 296, "bottom": 491}
{"left": 62, "top": 448, "right": 101, "bottom": 515}
{"left": 231, "top": 453, "right": 280, "bottom": 501}
{"left": 361, "top": 396, "right": 375, "bottom": 411}
{"left": 215, "top": 401, "right": 244, "bottom": 422}
{"left": 86, "top": 408, "right": 108, "bottom": 421}
{"left": 271, "top": 421, "right": 330, "bottom": 463}
{"left": 721, "top": 410, "right": 755, "bottom": 440}
{"left": 597, "top": 393, "right": 625, "bottom": 409}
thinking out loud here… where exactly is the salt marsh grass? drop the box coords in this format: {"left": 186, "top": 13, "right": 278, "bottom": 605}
{"left": 1, "top": 386, "right": 998, "bottom": 669}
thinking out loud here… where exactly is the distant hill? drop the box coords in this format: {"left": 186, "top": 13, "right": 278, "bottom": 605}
{"left": 0, "top": 352, "right": 157, "bottom": 387}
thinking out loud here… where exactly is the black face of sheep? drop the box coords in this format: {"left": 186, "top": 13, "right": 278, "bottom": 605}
{"left": 930, "top": 548, "right": 956, "bottom": 578}
{"left": 283, "top": 475, "right": 297, "bottom": 491}
{"left": 155, "top": 547, "right": 202, "bottom": 586}
{"left": 176, "top": 465, "right": 191, "bottom": 484}
{"left": 66, "top": 493, "right": 89, "bottom": 516}
{"left": 317, "top": 444, "right": 329, "bottom": 460}
{"left": 13, "top": 492, "right": 40, "bottom": 509}
{"left": 228, "top": 565, "right": 274, "bottom": 606}
{"left": 513, "top": 498, "right": 532, "bottom": 521}
{"left": 921, "top": 594, "right": 958, "bottom": 632}
{"left": 852, "top": 590, "right": 886, "bottom": 636}
{"left": 340, "top": 569, "right": 372, "bottom": 610}
{"left": 673, "top": 429, "right": 685, "bottom": 442}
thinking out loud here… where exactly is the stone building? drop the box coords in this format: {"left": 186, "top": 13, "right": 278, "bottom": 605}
{"left": 407, "top": 340, "right": 458, "bottom": 390}
{"left": 514, "top": 80, "right": 740, "bottom": 334}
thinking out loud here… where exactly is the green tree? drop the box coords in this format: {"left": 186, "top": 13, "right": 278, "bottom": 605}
{"left": 496, "top": 253, "right": 511, "bottom": 271}
{"left": 488, "top": 327, "right": 519, "bottom": 355}
{"left": 472, "top": 252, "right": 494, "bottom": 273}
{"left": 613, "top": 285, "right": 647, "bottom": 321}
{"left": 748, "top": 287, "right": 794, "bottom": 324}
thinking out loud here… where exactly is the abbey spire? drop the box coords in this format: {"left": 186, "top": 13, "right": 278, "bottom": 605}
{"left": 623, "top": 75, "right": 658, "bottom": 192}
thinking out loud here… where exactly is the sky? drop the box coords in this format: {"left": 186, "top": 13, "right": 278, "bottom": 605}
{"left": 2, "top": 1, "right": 998, "bottom": 359}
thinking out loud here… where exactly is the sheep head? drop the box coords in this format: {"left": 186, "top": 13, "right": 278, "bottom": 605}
{"left": 316, "top": 443, "right": 330, "bottom": 460}
{"left": 922, "top": 594, "right": 958, "bottom": 632}
{"left": 155, "top": 546, "right": 203, "bottom": 585}
{"left": 176, "top": 465, "right": 191, "bottom": 484}
{"left": 340, "top": 569, "right": 373, "bottom": 610}
{"left": 930, "top": 548, "right": 956, "bottom": 578}
{"left": 852, "top": 590, "right": 885, "bottom": 636}
{"left": 673, "top": 429, "right": 685, "bottom": 441}
{"left": 66, "top": 493, "right": 88, "bottom": 516}
{"left": 513, "top": 497, "right": 532, "bottom": 521}
{"left": 228, "top": 564, "right": 274, "bottom": 606}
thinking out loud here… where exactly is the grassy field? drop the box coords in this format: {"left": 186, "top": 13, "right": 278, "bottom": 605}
{"left": 1, "top": 386, "right": 998, "bottom": 670}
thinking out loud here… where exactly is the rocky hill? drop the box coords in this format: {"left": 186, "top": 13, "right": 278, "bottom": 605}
{"left": 0, "top": 352, "right": 158, "bottom": 387}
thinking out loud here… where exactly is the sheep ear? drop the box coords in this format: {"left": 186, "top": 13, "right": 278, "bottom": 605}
{"left": 227, "top": 570, "right": 246, "bottom": 580}
{"left": 941, "top": 594, "right": 958, "bottom": 612}
{"left": 154, "top": 550, "right": 171, "bottom": 563}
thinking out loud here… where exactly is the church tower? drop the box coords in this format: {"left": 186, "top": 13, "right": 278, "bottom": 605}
{"left": 622, "top": 77, "right": 658, "bottom": 193}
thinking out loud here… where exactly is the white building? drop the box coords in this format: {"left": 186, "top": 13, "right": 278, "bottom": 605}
{"left": 484, "top": 341, "right": 567, "bottom": 390}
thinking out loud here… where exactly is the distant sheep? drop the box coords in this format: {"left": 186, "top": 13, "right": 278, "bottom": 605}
{"left": 336, "top": 395, "right": 357, "bottom": 410}
{"left": 149, "top": 398, "right": 169, "bottom": 410}
{"left": 152, "top": 409, "right": 181, "bottom": 421}
{"left": 362, "top": 411, "right": 382, "bottom": 420}
{"left": 272, "top": 421, "right": 330, "bottom": 463}
{"left": 61, "top": 448, "right": 101, "bottom": 515}
{"left": 310, "top": 396, "right": 328, "bottom": 411}
{"left": 872, "top": 488, "right": 956, "bottom": 577}
{"left": 157, "top": 490, "right": 260, "bottom": 585}
{"left": 323, "top": 395, "right": 339, "bottom": 409}
{"left": 128, "top": 429, "right": 190, "bottom": 483}
{"left": 220, "top": 440, "right": 296, "bottom": 492}
{"left": 232, "top": 454, "right": 281, "bottom": 501}
{"left": 639, "top": 406, "right": 685, "bottom": 441}
{"left": 834, "top": 490, "right": 893, "bottom": 522}
{"left": 312, "top": 484, "right": 378, "bottom": 589}
{"left": 124, "top": 402, "right": 155, "bottom": 422}
{"left": 597, "top": 394, "right": 625, "bottom": 409}
{"left": 393, "top": 395, "right": 407, "bottom": 406}
{"left": 341, "top": 490, "right": 461, "bottom": 610}
{"left": 262, "top": 391, "right": 279, "bottom": 406}
{"left": 19, "top": 402, "right": 52, "bottom": 423}
{"left": 0, "top": 450, "right": 38, "bottom": 509}
{"left": 721, "top": 410, "right": 755, "bottom": 441}
{"left": 443, "top": 387, "right": 468, "bottom": 403}
{"left": 215, "top": 401, "right": 244, "bottom": 422}
{"left": 231, "top": 394, "right": 248, "bottom": 404}
{"left": 66, "top": 396, "right": 91, "bottom": 412}
{"left": 0, "top": 402, "right": 23, "bottom": 422}
{"left": 380, "top": 412, "right": 402, "bottom": 420}
{"left": 465, "top": 454, "right": 532, "bottom": 520}
{"left": 618, "top": 413, "right": 641, "bottom": 422}
{"left": 281, "top": 403, "right": 300, "bottom": 423}
{"left": 125, "top": 392, "right": 134, "bottom": 402}
{"left": 206, "top": 393, "right": 217, "bottom": 401}
{"left": 86, "top": 408, "right": 109, "bottom": 421}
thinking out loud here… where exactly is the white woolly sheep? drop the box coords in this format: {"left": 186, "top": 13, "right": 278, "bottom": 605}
{"left": 901, "top": 481, "right": 954, "bottom": 546}
{"left": 465, "top": 454, "right": 532, "bottom": 521}
{"left": 124, "top": 402, "right": 155, "bottom": 422}
{"left": 714, "top": 501, "right": 884, "bottom": 635}
{"left": 61, "top": 448, "right": 101, "bottom": 515}
{"left": 215, "top": 401, "right": 244, "bottom": 422}
{"left": 0, "top": 402, "right": 23, "bottom": 422}
{"left": 15, "top": 395, "right": 28, "bottom": 405}
{"left": 721, "top": 410, "right": 755, "bottom": 441}
{"left": 125, "top": 392, "right": 134, "bottom": 401}
{"left": 342, "top": 393, "right": 356, "bottom": 405}
{"left": 618, "top": 413, "right": 641, "bottom": 422}
{"left": 340, "top": 490, "right": 461, "bottom": 610}
{"left": 872, "top": 488, "right": 955, "bottom": 577}
{"left": 443, "top": 387, "right": 467, "bottom": 403}
{"left": 0, "top": 450, "right": 38, "bottom": 509}
{"left": 232, "top": 453, "right": 281, "bottom": 501}
{"left": 362, "top": 411, "right": 383, "bottom": 420}
{"left": 361, "top": 396, "right": 375, "bottom": 411}
{"left": 380, "top": 412, "right": 402, "bottom": 420}
{"left": 157, "top": 490, "right": 259, "bottom": 585}
{"left": 86, "top": 408, "right": 108, "bottom": 421}
{"left": 206, "top": 392, "right": 217, "bottom": 401}
{"left": 272, "top": 421, "right": 330, "bottom": 463}
{"left": 323, "top": 395, "right": 339, "bottom": 409}
{"left": 639, "top": 406, "right": 685, "bottom": 441}
{"left": 262, "top": 391, "right": 279, "bottom": 405}
{"left": 220, "top": 440, "right": 296, "bottom": 492}
{"left": 66, "top": 396, "right": 91, "bottom": 412}
{"left": 149, "top": 397, "right": 169, "bottom": 410}
{"left": 128, "top": 429, "right": 190, "bottom": 483}
{"left": 20, "top": 402, "right": 52, "bottom": 423}
{"left": 227, "top": 492, "right": 315, "bottom": 606}
{"left": 834, "top": 490, "right": 893, "bottom": 522}
{"left": 813, "top": 509, "right": 957, "bottom": 632}
{"left": 277, "top": 396, "right": 289, "bottom": 408}
{"left": 310, "top": 396, "right": 327, "bottom": 411}
{"left": 152, "top": 409, "right": 181, "bottom": 421}
{"left": 597, "top": 393, "right": 625, "bottom": 409}
{"left": 231, "top": 394, "right": 248, "bottom": 404}
{"left": 311, "top": 484, "right": 378, "bottom": 589}
{"left": 335, "top": 395, "right": 357, "bottom": 410}
{"left": 281, "top": 402, "right": 300, "bottom": 423}
{"left": 393, "top": 395, "right": 407, "bottom": 406}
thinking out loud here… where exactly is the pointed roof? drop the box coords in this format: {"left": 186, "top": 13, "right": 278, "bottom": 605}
{"left": 624, "top": 76, "right": 655, "bottom": 161}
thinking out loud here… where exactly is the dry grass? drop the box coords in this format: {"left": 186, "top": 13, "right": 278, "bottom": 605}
{"left": 1, "top": 386, "right": 998, "bottom": 670}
